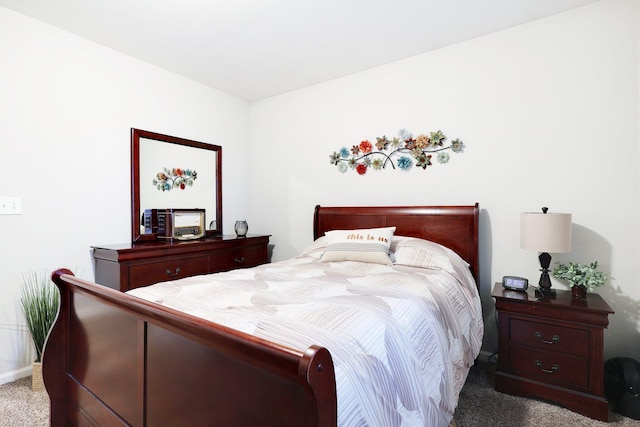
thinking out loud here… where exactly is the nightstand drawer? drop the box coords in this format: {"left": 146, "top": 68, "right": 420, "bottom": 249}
{"left": 129, "top": 256, "right": 210, "bottom": 289}
{"left": 510, "top": 318, "right": 588, "bottom": 357}
{"left": 510, "top": 345, "right": 589, "bottom": 389}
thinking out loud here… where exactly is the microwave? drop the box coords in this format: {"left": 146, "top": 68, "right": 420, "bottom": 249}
{"left": 144, "top": 208, "right": 205, "bottom": 240}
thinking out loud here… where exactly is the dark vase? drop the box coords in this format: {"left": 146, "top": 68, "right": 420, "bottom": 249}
{"left": 571, "top": 285, "right": 587, "bottom": 298}
{"left": 234, "top": 220, "right": 248, "bottom": 237}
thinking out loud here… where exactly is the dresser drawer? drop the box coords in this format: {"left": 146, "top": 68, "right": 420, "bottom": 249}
{"left": 128, "top": 256, "right": 210, "bottom": 290}
{"left": 509, "top": 345, "right": 589, "bottom": 389}
{"left": 510, "top": 318, "right": 588, "bottom": 357}
{"left": 213, "top": 247, "right": 267, "bottom": 272}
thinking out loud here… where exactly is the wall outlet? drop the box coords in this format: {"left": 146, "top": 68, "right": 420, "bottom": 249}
{"left": 0, "top": 197, "right": 22, "bottom": 215}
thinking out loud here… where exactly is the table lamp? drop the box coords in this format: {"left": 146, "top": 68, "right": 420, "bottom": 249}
{"left": 520, "top": 207, "right": 572, "bottom": 294}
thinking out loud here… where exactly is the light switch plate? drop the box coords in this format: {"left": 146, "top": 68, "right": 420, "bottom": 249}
{"left": 0, "top": 197, "right": 22, "bottom": 215}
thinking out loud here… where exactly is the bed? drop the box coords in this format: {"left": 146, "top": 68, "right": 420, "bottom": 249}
{"left": 43, "top": 204, "right": 482, "bottom": 426}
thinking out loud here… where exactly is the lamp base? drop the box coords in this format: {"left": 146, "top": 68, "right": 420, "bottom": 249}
{"left": 536, "top": 287, "right": 556, "bottom": 298}
{"left": 538, "top": 252, "right": 554, "bottom": 295}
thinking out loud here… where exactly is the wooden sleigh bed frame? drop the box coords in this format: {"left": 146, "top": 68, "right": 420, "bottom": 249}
{"left": 44, "top": 204, "right": 479, "bottom": 426}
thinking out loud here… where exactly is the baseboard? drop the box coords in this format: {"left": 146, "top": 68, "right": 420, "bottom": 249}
{"left": 0, "top": 365, "right": 32, "bottom": 386}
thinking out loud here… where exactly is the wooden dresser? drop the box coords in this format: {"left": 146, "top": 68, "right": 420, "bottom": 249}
{"left": 492, "top": 283, "right": 614, "bottom": 421}
{"left": 92, "top": 234, "right": 270, "bottom": 292}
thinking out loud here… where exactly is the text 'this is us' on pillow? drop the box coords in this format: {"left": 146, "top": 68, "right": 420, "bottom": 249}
{"left": 319, "top": 227, "right": 396, "bottom": 265}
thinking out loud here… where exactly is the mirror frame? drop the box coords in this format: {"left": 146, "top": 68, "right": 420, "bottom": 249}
{"left": 131, "top": 128, "right": 222, "bottom": 242}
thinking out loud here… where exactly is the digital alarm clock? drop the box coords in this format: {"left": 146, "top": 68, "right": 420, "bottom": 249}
{"left": 502, "top": 276, "right": 529, "bottom": 291}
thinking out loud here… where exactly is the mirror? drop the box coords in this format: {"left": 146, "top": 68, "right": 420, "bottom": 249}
{"left": 131, "top": 128, "right": 222, "bottom": 242}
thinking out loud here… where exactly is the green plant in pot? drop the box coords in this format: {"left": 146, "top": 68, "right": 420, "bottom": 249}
{"left": 552, "top": 261, "right": 607, "bottom": 298}
{"left": 20, "top": 270, "right": 60, "bottom": 391}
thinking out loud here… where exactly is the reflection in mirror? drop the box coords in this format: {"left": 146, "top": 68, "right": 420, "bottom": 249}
{"left": 131, "top": 129, "right": 222, "bottom": 242}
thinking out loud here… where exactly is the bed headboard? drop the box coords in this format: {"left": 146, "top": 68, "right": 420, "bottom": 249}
{"left": 313, "top": 204, "right": 479, "bottom": 282}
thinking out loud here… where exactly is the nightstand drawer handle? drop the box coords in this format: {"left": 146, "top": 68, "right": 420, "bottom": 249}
{"left": 166, "top": 267, "right": 181, "bottom": 276}
{"left": 535, "top": 332, "right": 560, "bottom": 344}
{"left": 535, "top": 360, "right": 559, "bottom": 374}
{"left": 234, "top": 257, "right": 245, "bottom": 263}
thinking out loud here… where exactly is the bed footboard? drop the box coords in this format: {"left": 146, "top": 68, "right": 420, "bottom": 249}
{"left": 43, "top": 269, "right": 337, "bottom": 427}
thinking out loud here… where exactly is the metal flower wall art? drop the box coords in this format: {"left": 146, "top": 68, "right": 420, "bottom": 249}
{"left": 329, "top": 129, "right": 465, "bottom": 174}
{"left": 153, "top": 167, "right": 198, "bottom": 191}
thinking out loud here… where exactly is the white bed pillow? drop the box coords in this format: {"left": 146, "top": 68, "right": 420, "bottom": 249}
{"left": 301, "top": 233, "right": 470, "bottom": 274}
{"left": 319, "top": 227, "right": 396, "bottom": 265}
{"left": 299, "top": 236, "right": 329, "bottom": 259}
{"left": 390, "top": 235, "right": 469, "bottom": 275}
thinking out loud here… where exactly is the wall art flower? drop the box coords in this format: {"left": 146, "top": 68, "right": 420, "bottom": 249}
{"left": 152, "top": 167, "right": 197, "bottom": 191}
{"left": 329, "top": 128, "right": 465, "bottom": 174}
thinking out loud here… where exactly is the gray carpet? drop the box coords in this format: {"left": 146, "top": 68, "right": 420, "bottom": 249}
{"left": 0, "top": 377, "right": 49, "bottom": 427}
{"left": 1, "top": 363, "right": 639, "bottom": 426}
{"left": 455, "top": 362, "right": 640, "bottom": 427}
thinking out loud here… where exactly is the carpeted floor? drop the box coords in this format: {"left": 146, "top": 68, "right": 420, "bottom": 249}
{"left": 0, "top": 377, "right": 49, "bottom": 427}
{"left": 454, "top": 362, "right": 640, "bottom": 427}
{"left": 1, "top": 362, "right": 639, "bottom": 426}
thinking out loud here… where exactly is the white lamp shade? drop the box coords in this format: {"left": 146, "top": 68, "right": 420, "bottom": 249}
{"left": 520, "top": 212, "right": 572, "bottom": 253}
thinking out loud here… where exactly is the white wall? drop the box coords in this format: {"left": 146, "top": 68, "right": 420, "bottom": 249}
{"left": 0, "top": 7, "right": 251, "bottom": 383}
{"left": 250, "top": 0, "right": 640, "bottom": 361}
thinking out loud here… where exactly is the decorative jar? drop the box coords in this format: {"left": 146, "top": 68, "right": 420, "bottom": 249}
{"left": 234, "top": 220, "right": 248, "bottom": 237}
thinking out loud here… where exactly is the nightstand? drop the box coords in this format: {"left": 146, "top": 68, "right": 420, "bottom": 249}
{"left": 492, "top": 283, "right": 614, "bottom": 421}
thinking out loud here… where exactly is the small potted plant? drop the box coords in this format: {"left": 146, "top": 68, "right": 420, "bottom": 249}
{"left": 552, "top": 261, "right": 607, "bottom": 298}
{"left": 20, "top": 270, "right": 60, "bottom": 391}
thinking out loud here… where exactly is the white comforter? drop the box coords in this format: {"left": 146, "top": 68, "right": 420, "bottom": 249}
{"left": 128, "top": 237, "right": 483, "bottom": 427}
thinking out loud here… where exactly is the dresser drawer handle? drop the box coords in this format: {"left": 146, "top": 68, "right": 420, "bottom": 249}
{"left": 535, "top": 360, "right": 560, "bottom": 374}
{"left": 535, "top": 332, "right": 560, "bottom": 344}
{"left": 234, "top": 257, "right": 245, "bottom": 263}
{"left": 166, "top": 267, "right": 181, "bottom": 276}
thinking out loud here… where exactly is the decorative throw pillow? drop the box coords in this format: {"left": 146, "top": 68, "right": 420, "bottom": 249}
{"left": 319, "top": 227, "right": 396, "bottom": 265}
